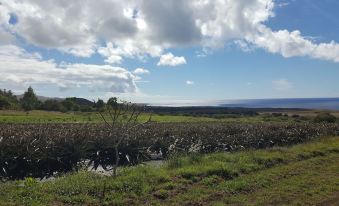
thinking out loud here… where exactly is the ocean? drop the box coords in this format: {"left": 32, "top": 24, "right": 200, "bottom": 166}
{"left": 217, "top": 98, "right": 339, "bottom": 110}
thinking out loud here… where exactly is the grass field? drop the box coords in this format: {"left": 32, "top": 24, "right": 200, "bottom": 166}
{"left": 0, "top": 110, "right": 215, "bottom": 123}
{"left": 1, "top": 136, "right": 338, "bottom": 205}
{"left": 0, "top": 110, "right": 305, "bottom": 123}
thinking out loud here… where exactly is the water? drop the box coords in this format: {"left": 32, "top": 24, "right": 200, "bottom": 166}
{"left": 217, "top": 98, "right": 339, "bottom": 110}
{"left": 151, "top": 98, "right": 339, "bottom": 110}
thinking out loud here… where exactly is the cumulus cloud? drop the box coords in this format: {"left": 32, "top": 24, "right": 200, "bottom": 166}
{"left": 133, "top": 68, "right": 150, "bottom": 75}
{"left": 1, "top": 0, "right": 339, "bottom": 64}
{"left": 0, "top": 45, "right": 138, "bottom": 93}
{"left": 249, "top": 27, "right": 339, "bottom": 62}
{"left": 157, "top": 53, "right": 187, "bottom": 66}
{"left": 273, "top": 79, "right": 293, "bottom": 91}
{"left": 98, "top": 41, "right": 163, "bottom": 64}
{"left": 140, "top": 0, "right": 202, "bottom": 46}
{"left": 234, "top": 40, "right": 255, "bottom": 53}
{"left": 0, "top": 29, "right": 14, "bottom": 45}
{"left": 0, "top": 4, "right": 14, "bottom": 45}
{"left": 186, "top": 80, "right": 194, "bottom": 85}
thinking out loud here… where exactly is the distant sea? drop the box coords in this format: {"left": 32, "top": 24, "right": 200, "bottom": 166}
{"left": 216, "top": 98, "right": 339, "bottom": 110}
{"left": 152, "top": 98, "right": 339, "bottom": 110}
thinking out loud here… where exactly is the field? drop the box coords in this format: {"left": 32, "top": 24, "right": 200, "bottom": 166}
{"left": 0, "top": 109, "right": 319, "bottom": 123}
{"left": 1, "top": 122, "right": 337, "bottom": 180}
{"left": 260, "top": 109, "right": 339, "bottom": 118}
{"left": 0, "top": 110, "right": 241, "bottom": 123}
{"left": 0, "top": 108, "right": 338, "bottom": 205}
{"left": 0, "top": 136, "right": 338, "bottom": 205}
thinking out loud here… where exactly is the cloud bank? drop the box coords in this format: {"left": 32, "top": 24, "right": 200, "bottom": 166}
{"left": 1, "top": 0, "right": 339, "bottom": 97}
{"left": 0, "top": 45, "right": 137, "bottom": 93}
{"left": 1, "top": 0, "right": 339, "bottom": 63}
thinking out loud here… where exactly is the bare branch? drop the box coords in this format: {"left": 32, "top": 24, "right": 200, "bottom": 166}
{"left": 98, "top": 111, "right": 111, "bottom": 128}
{"left": 97, "top": 97, "right": 152, "bottom": 176}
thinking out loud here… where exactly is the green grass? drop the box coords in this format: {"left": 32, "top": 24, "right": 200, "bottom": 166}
{"left": 1, "top": 136, "right": 338, "bottom": 205}
{"left": 0, "top": 110, "right": 97, "bottom": 123}
{"left": 0, "top": 109, "right": 302, "bottom": 123}
{"left": 0, "top": 110, "right": 215, "bottom": 123}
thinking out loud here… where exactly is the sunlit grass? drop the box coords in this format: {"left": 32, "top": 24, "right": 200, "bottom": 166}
{"left": 0, "top": 109, "right": 302, "bottom": 123}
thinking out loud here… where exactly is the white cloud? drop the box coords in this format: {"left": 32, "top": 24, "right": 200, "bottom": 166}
{"left": 249, "top": 28, "right": 339, "bottom": 62}
{"left": 234, "top": 40, "right": 255, "bottom": 53}
{"left": 186, "top": 80, "right": 194, "bottom": 85}
{"left": 133, "top": 67, "right": 150, "bottom": 75}
{"left": 1, "top": 0, "right": 339, "bottom": 64}
{"left": 0, "top": 45, "right": 138, "bottom": 93}
{"left": 276, "top": 1, "right": 291, "bottom": 8}
{"left": 0, "top": 29, "right": 14, "bottom": 45}
{"left": 273, "top": 79, "right": 293, "bottom": 91}
{"left": 0, "top": 4, "right": 10, "bottom": 24}
{"left": 157, "top": 52, "right": 186, "bottom": 66}
{"left": 98, "top": 41, "right": 163, "bottom": 64}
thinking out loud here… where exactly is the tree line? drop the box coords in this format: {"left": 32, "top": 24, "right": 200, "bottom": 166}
{"left": 0, "top": 86, "right": 109, "bottom": 112}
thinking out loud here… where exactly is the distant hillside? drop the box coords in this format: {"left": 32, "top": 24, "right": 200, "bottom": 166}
{"left": 65, "top": 97, "right": 95, "bottom": 106}
{"left": 15, "top": 94, "right": 64, "bottom": 102}
{"left": 15, "top": 95, "right": 94, "bottom": 106}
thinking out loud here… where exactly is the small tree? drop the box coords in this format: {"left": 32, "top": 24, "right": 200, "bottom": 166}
{"left": 42, "top": 99, "right": 62, "bottom": 111}
{"left": 61, "top": 100, "right": 74, "bottom": 111}
{"left": 0, "top": 96, "right": 11, "bottom": 109}
{"left": 95, "top": 99, "right": 105, "bottom": 111}
{"left": 107, "top": 97, "right": 118, "bottom": 107}
{"left": 0, "top": 89, "right": 19, "bottom": 109}
{"left": 98, "top": 98, "right": 151, "bottom": 176}
{"left": 21, "top": 86, "right": 39, "bottom": 111}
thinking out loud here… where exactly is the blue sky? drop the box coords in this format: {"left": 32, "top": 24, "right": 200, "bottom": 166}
{"left": 0, "top": 0, "right": 339, "bottom": 104}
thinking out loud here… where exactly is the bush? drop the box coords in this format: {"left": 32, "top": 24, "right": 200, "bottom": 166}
{"left": 0, "top": 96, "right": 11, "bottom": 109}
{"left": 42, "top": 99, "right": 62, "bottom": 111}
{"left": 0, "top": 89, "right": 19, "bottom": 110}
{"left": 314, "top": 113, "right": 337, "bottom": 123}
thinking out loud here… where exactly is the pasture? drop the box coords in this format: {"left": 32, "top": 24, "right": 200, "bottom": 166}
{"left": 0, "top": 109, "right": 315, "bottom": 123}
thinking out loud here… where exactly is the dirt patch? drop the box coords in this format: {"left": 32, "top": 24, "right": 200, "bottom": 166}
{"left": 317, "top": 192, "right": 339, "bottom": 206}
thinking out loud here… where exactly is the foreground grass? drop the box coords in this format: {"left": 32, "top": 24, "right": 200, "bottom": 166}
{"left": 0, "top": 110, "right": 301, "bottom": 123}
{"left": 1, "top": 137, "right": 338, "bottom": 205}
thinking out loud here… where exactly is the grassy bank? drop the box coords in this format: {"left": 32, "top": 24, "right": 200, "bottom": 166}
{"left": 0, "top": 136, "right": 338, "bottom": 205}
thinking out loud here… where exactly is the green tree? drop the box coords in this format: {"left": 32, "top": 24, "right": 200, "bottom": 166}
{"left": 0, "top": 96, "right": 11, "bottom": 109}
{"left": 42, "top": 99, "right": 61, "bottom": 111}
{"left": 96, "top": 99, "right": 105, "bottom": 111}
{"left": 73, "top": 104, "right": 80, "bottom": 111}
{"left": 0, "top": 89, "right": 19, "bottom": 109}
{"left": 61, "top": 100, "right": 74, "bottom": 111}
{"left": 80, "top": 105, "right": 93, "bottom": 112}
{"left": 21, "top": 86, "right": 39, "bottom": 111}
{"left": 107, "top": 97, "right": 118, "bottom": 108}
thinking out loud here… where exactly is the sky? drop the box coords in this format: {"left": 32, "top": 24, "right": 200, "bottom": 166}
{"left": 0, "top": 0, "right": 339, "bottom": 105}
